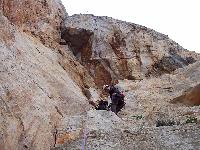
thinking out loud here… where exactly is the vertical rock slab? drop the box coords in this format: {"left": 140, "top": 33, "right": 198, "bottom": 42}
{"left": 0, "top": 14, "right": 89, "bottom": 149}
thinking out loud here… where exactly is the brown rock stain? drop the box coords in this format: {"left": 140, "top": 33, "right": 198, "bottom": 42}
{"left": 171, "top": 84, "right": 200, "bottom": 106}
{"left": 109, "top": 31, "right": 130, "bottom": 78}
{"left": 93, "top": 62, "right": 112, "bottom": 87}
{"left": 1, "top": 0, "right": 66, "bottom": 48}
{"left": 56, "top": 132, "right": 78, "bottom": 145}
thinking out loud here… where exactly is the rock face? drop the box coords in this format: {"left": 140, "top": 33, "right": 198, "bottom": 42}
{"left": 0, "top": 14, "right": 92, "bottom": 149}
{"left": 0, "top": 2, "right": 96, "bottom": 149}
{"left": 172, "top": 82, "right": 200, "bottom": 106}
{"left": 53, "top": 111, "right": 200, "bottom": 150}
{"left": 0, "top": 0, "right": 67, "bottom": 48}
{"left": 62, "top": 14, "right": 199, "bottom": 87}
{"left": 52, "top": 59, "right": 200, "bottom": 150}
{"left": 1, "top": 1, "right": 200, "bottom": 150}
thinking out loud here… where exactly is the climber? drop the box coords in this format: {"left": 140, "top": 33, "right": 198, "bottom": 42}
{"left": 103, "top": 84, "right": 125, "bottom": 114}
{"left": 89, "top": 99, "right": 108, "bottom": 110}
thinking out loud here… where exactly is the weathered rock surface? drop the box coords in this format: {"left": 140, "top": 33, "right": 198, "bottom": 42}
{"left": 0, "top": 0, "right": 67, "bottom": 48}
{"left": 53, "top": 61, "right": 200, "bottom": 150}
{"left": 0, "top": 1, "right": 200, "bottom": 150}
{"left": 0, "top": 14, "right": 91, "bottom": 149}
{"left": 53, "top": 109, "right": 200, "bottom": 150}
{"left": 172, "top": 83, "right": 200, "bottom": 106}
{"left": 62, "top": 14, "right": 199, "bottom": 87}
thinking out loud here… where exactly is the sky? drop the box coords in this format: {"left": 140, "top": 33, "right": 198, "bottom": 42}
{"left": 62, "top": 0, "right": 200, "bottom": 53}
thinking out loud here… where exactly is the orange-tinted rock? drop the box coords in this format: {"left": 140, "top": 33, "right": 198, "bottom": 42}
{"left": 0, "top": 14, "right": 89, "bottom": 149}
{"left": 63, "top": 14, "right": 200, "bottom": 83}
{"left": 172, "top": 84, "right": 200, "bottom": 106}
{"left": 56, "top": 132, "right": 79, "bottom": 145}
{"left": 0, "top": 0, "right": 67, "bottom": 47}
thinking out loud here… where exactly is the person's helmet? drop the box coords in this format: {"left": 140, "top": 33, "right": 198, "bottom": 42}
{"left": 103, "top": 85, "right": 109, "bottom": 90}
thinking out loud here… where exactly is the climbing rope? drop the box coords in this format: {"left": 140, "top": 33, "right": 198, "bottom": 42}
{"left": 81, "top": 127, "right": 88, "bottom": 150}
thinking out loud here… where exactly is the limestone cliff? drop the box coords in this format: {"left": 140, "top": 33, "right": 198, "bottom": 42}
{"left": 0, "top": 1, "right": 200, "bottom": 150}
{"left": 0, "top": 13, "right": 92, "bottom": 149}
{"left": 62, "top": 14, "right": 199, "bottom": 87}
{"left": 0, "top": 1, "right": 95, "bottom": 149}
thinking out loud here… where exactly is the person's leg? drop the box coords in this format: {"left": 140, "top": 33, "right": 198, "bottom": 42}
{"left": 111, "top": 95, "right": 119, "bottom": 114}
{"left": 111, "top": 104, "right": 117, "bottom": 114}
{"left": 116, "top": 98, "right": 124, "bottom": 113}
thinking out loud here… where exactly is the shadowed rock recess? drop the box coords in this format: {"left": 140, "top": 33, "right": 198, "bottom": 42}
{"left": 0, "top": 1, "right": 200, "bottom": 150}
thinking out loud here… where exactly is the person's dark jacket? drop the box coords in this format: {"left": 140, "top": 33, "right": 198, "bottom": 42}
{"left": 108, "top": 86, "right": 121, "bottom": 98}
{"left": 108, "top": 86, "right": 122, "bottom": 105}
{"left": 108, "top": 85, "right": 125, "bottom": 112}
